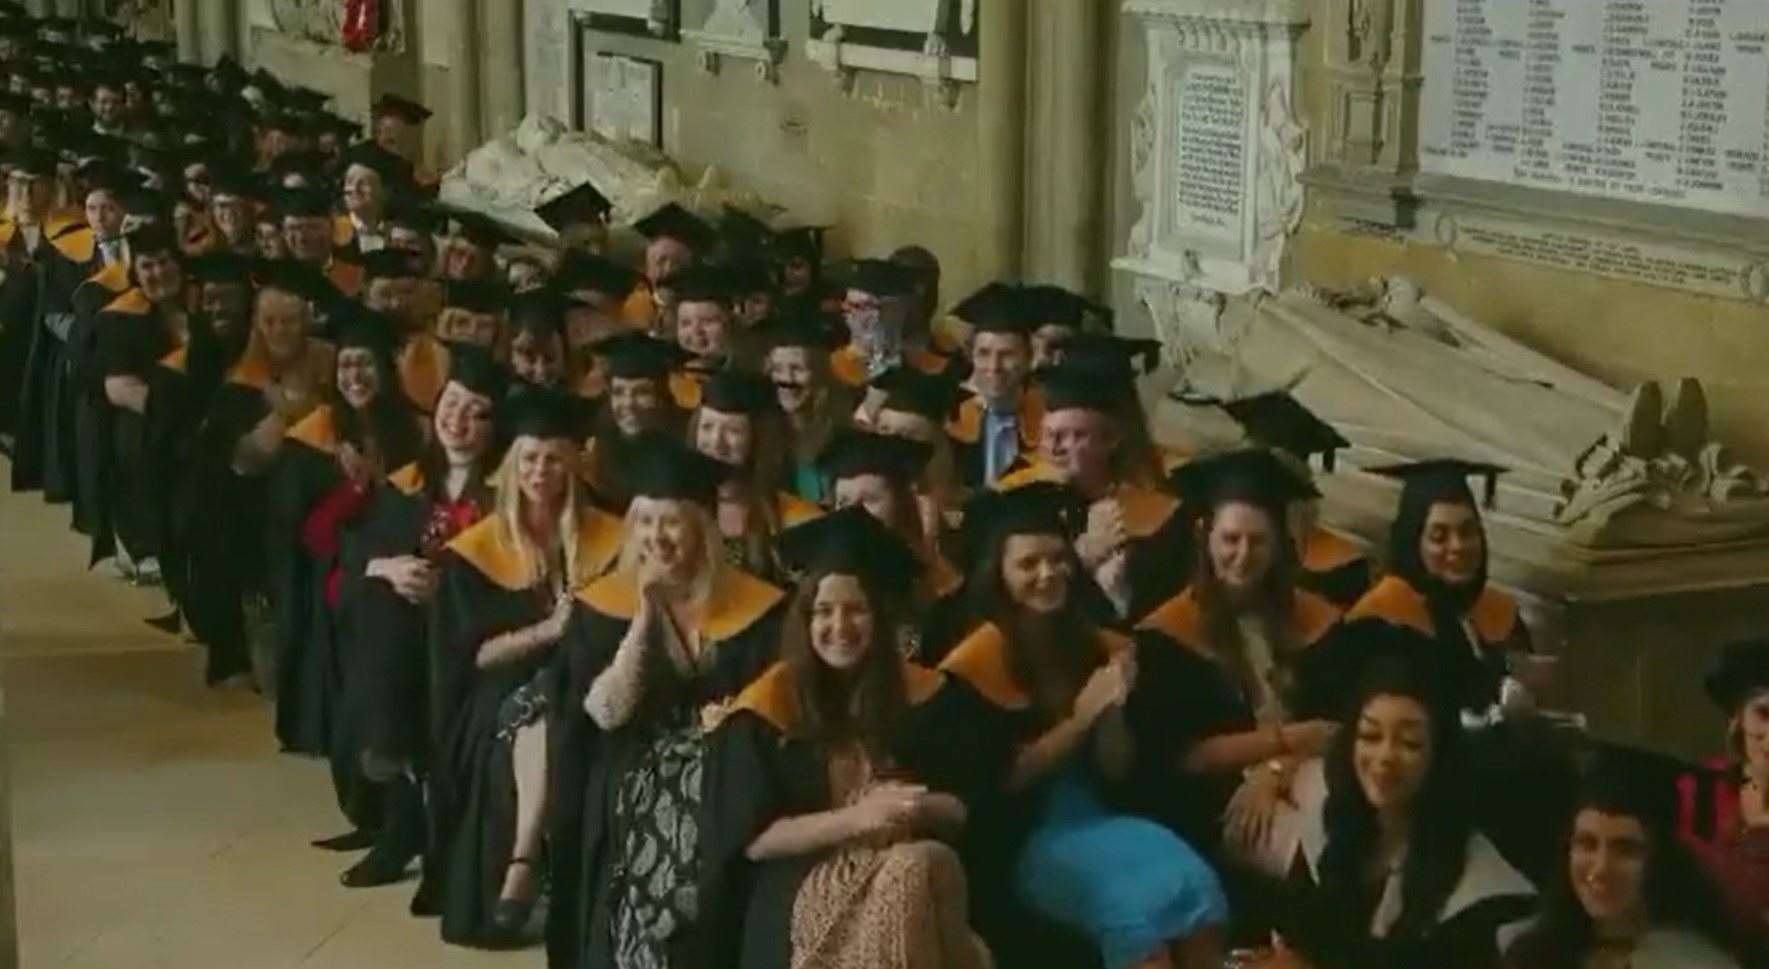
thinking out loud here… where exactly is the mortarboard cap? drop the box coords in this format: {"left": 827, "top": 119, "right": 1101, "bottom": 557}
{"left": 341, "top": 139, "right": 413, "bottom": 186}
{"left": 698, "top": 369, "right": 777, "bottom": 418}
{"left": 759, "top": 308, "right": 845, "bottom": 355}
{"left": 274, "top": 186, "right": 331, "bottom": 220}
{"left": 1168, "top": 447, "right": 1319, "bottom": 518}
{"left": 332, "top": 305, "right": 398, "bottom": 357}
{"left": 370, "top": 92, "right": 432, "bottom": 124}
{"left": 1313, "top": 617, "right": 1461, "bottom": 725}
{"left": 1054, "top": 332, "right": 1163, "bottom": 378}
{"left": 594, "top": 331, "right": 691, "bottom": 381}
{"left": 535, "top": 181, "right": 613, "bottom": 231}
{"left": 186, "top": 251, "right": 258, "bottom": 285}
{"left": 359, "top": 247, "right": 418, "bottom": 281}
{"left": 669, "top": 264, "right": 734, "bottom": 305}
{"left": 445, "top": 344, "right": 509, "bottom": 401}
{"left": 279, "top": 84, "right": 330, "bottom": 112}
{"left": 555, "top": 250, "right": 638, "bottom": 299}
{"left": 1218, "top": 391, "right": 1350, "bottom": 472}
{"left": 871, "top": 366, "right": 964, "bottom": 423}
{"left": 500, "top": 385, "right": 592, "bottom": 442}
{"left": 1705, "top": 638, "right": 1769, "bottom": 713}
{"left": 386, "top": 194, "right": 439, "bottom": 234}
{"left": 7, "top": 146, "right": 55, "bottom": 177}
{"left": 123, "top": 221, "right": 179, "bottom": 257}
{"left": 777, "top": 505, "right": 922, "bottom": 587}
{"left": 632, "top": 201, "right": 715, "bottom": 251}
{"left": 1370, "top": 458, "right": 1508, "bottom": 509}
{"left": 508, "top": 288, "right": 569, "bottom": 337}
{"left": 1024, "top": 283, "right": 1114, "bottom": 333}
{"left": 445, "top": 209, "right": 512, "bottom": 249}
{"left": 121, "top": 185, "right": 170, "bottom": 217}
{"left": 816, "top": 428, "right": 931, "bottom": 485}
{"left": 622, "top": 432, "right": 730, "bottom": 505}
{"left": 443, "top": 278, "right": 509, "bottom": 314}
{"left": 208, "top": 164, "right": 264, "bottom": 200}
{"left": 957, "top": 481, "right": 1084, "bottom": 572}
{"left": 773, "top": 224, "right": 826, "bottom": 262}
{"left": 1032, "top": 364, "right": 1125, "bottom": 416}
{"left": 842, "top": 258, "right": 919, "bottom": 299}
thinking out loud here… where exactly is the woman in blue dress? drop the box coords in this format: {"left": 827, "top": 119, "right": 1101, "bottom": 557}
{"left": 939, "top": 481, "right": 1228, "bottom": 969}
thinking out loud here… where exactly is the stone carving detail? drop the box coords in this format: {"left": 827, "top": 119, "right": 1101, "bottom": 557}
{"left": 1113, "top": 0, "right": 1310, "bottom": 300}
{"left": 1560, "top": 381, "right": 1769, "bottom": 541}
{"left": 1173, "top": 275, "right": 1769, "bottom": 549}
{"left": 684, "top": 0, "right": 785, "bottom": 84}
{"left": 1137, "top": 274, "right": 1227, "bottom": 372}
{"left": 1346, "top": 0, "right": 1392, "bottom": 73}
{"left": 806, "top": 0, "right": 977, "bottom": 103}
{"left": 438, "top": 115, "right": 784, "bottom": 243}
{"left": 271, "top": 0, "right": 406, "bottom": 51}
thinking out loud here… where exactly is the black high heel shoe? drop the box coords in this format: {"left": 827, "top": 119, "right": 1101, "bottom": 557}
{"left": 341, "top": 777, "right": 423, "bottom": 887}
{"left": 490, "top": 857, "right": 538, "bottom": 935}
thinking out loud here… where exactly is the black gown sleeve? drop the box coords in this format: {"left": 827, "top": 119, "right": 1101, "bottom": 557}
{"left": 1125, "top": 629, "right": 1255, "bottom": 844}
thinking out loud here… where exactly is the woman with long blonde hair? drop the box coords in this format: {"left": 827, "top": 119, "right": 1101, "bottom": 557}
{"left": 425, "top": 388, "right": 621, "bottom": 948}
{"left": 549, "top": 433, "right": 789, "bottom": 969}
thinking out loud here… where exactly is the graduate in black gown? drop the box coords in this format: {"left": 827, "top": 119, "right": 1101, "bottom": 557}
{"left": 81, "top": 225, "right": 192, "bottom": 579}
{"left": 1210, "top": 392, "right": 1373, "bottom": 608}
{"left": 178, "top": 266, "right": 336, "bottom": 685}
{"left": 710, "top": 508, "right": 990, "bottom": 969}
{"left": 548, "top": 435, "right": 787, "bottom": 969}
{"left": 1127, "top": 450, "right": 1348, "bottom": 862}
{"left": 11, "top": 148, "right": 102, "bottom": 497}
{"left": 277, "top": 310, "right": 423, "bottom": 843}
{"left": 1239, "top": 621, "right": 1538, "bottom": 969}
{"left": 0, "top": 148, "right": 56, "bottom": 459}
{"left": 580, "top": 331, "right": 690, "bottom": 512}
{"left": 423, "top": 388, "right": 622, "bottom": 948}
{"left": 267, "top": 308, "right": 418, "bottom": 753}
{"left": 334, "top": 349, "right": 504, "bottom": 889}
{"left": 688, "top": 369, "right": 823, "bottom": 582}
{"left": 937, "top": 482, "right": 1228, "bottom": 969}
{"left": 814, "top": 428, "right": 966, "bottom": 662}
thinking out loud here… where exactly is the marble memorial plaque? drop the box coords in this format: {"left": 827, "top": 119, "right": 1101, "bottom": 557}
{"left": 1170, "top": 61, "right": 1247, "bottom": 248}
{"left": 1421, "top": 0, "right": 1769, "bottom": 220}
{"left": 585, "top": 53, "right": 662, "bottom": 146}
{"left": 1442, "top": 212, "right": 1768, "bottom": 301}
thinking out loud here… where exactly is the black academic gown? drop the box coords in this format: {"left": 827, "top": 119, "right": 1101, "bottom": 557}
{"left": 66, "top": 257, "right": 138, "bottom": 545}
{"left": 267, "top": 406, "right": 348, "bottom": 757}
{"left": 1125, "top": 586, "right": 1347, "bottom": 850}
{"left": 711, "top": 661, "right": 991, "bottom": 969}
{"left": 152, "top": 320, "right": 248, "bottom": 619}
{"left": 10, "top": 221, "right": 97, "bottom": 497}
{"left": 547, "top": 568, "right": 785, "bottom": 969}
{"left": 0, "top": 219, "right": 45, "bottom": 453}
{"left": 335, "top": 462, "right": 482, "bottom": 776}
{"left": 421, "top": 510, "right": 623, "bottom": 948}
{"left": 86, "top": 289, "right": 187, "bottom": 567}
{"left": 935, "top": 621, "right": 1131, "bottom": 969}
{"left": 177, "top": 343, "right": 333, "bottom": 684}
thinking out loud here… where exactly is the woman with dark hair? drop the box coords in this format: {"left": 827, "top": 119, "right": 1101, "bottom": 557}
{"left": 688, "top": 369, "right": 822, "bottom": 581}
{"left": 815, "top": 428, "right": 965, "bottom": 661}
{"left": 549, "top": 435, "right": 787, "bottom": 969}
{"left": 270, "top": 309, "right": 422, "bottom": 762}
{"left": 424, "top": 388, "right": 622, "bottom": 947}
{"left": 506, "top": 289, "right": 570, "bottom": 392}
{"left": 1241, "top": 619, "right": 1537, "bottom": 969}
{"left": 1348, "top": 460, "right": 1538, "bottom": 719}
{"left": 1679, "top": 639, "right": 1769, "bottom": 954}
{"left": 1505, "top": 758, "right": 1740, "bottom": 969}
{"left": 711, "top": 508, "right": 990, "bottom": 969}
{"left": 858, "top": 366, "right": 965, "bottom": 551}
{"left": 940, "top": 482, "right": 1227, "bottom": 969}
{"left": 580, "top": 331, "right": 690, "bottom": 512}
{"left": 1128, "top": 449, "right": 1345, "bottom": 857}
{"left": 331, "top": 349, "right": 506, "bottom": 891}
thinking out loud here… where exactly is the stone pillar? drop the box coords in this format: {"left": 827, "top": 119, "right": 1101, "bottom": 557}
{"left": 52, "top": 0, "right": 79, "bottom": 17}
{"left": 450, "top": 0, "right": 483, "bottom": 161}
{"left": 1038, "top": 0, "right": 1106, "bottom": 292}
{"left": 174, "top": 0, "right": 201, "bottom": 64}
{"left": 198, "top": 0, "right": 238, "bottom": 66}
{"left": 978, "top": 0, "right": 1029, "bottom": 281}
{"left": 477, "top": 0, "right": 525, "bottom": 139}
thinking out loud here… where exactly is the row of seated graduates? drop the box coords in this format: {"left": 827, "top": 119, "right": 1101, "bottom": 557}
{"left": 0, "top": 12, "right": 1753, "bottom": 968}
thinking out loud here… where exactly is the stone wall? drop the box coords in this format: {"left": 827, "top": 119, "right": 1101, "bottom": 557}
{"left": 570, "top": 0, "right": 1000, "bottom": 299}
{"left": 1288, "top": 12, "right": 1769, "bottom": 467}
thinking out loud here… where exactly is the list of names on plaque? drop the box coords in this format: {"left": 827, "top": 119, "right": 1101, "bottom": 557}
{"left": 1420, "top": 0, "right": 1769, "bottom": 220}
{"left": 1172, "top": 62, "right": 1247, "bottom": 243}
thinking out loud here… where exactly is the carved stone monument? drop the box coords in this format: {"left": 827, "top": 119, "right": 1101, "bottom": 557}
{"left": 1114, "top": 0, "right": 1310, "bottom": 369}
{"left": 684, "top": 0, "right": 785, "bottom": 83}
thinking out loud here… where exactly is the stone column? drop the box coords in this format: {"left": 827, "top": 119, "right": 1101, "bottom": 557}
{"left": 51, "top": 0, "right": 79, "bottom": 17}
{"left": 450, "top": 0, "right": 483, "bottom": 161}
{"left": 198, "top": 0, "right": 238, "bottom": 66}
{"left": 1023, "top": 0, "right": 1109, "bottom": 292}
{"left": 173, "top": 0, "right": 201, "bottom": 64}
{"left": 477, "top": 0, "right": 525, "bottom": 139}
{"left": 978, "top": 0, "right": 1029, "bottom": 281}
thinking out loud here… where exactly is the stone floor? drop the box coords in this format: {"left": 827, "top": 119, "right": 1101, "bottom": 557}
{"left": 0, "top": 476, "right": 526, "bottom": 968}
